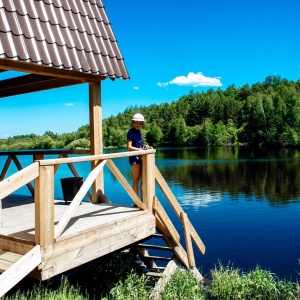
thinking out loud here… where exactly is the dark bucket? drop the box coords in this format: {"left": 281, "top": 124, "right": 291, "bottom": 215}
{"left": 60, "top": 177, "right": 83, "bottom": 203}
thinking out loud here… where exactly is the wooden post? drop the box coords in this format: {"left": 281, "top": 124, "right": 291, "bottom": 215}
{"left": 181, "top": 212, "right": 195, "bottom": 268}
{"left": 34, "top": 165, "right": 54, "bottom": 246}
{"left": 141, "top": 153, "right": 155, "bottom": 211}
{"left": 89, "top": 82, "right": 104, "bottom": 203}
{"left": 0, "top": 199, "right": 2, "bottom": 228}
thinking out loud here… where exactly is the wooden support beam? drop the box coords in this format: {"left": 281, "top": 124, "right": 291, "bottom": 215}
{"left": 181, "top": 212, "right": 195, "bottom": 268}
{"left": 190, "top": 267, "right": 204, "bottom": 282}
{"left": 89, "top": 82, "right": 104, "bottom": 203}
{"left": 0, "top": 201, "right": 1, "bottom": 228}
{"left": 0, "top": 246, "right": 42, "bottom": 298}
{"left": 11, "top": 155, "right": 34, "bottom": 196}
{"left": 0, "top": 59, "right": 105, "bottom": 82}
{"left": 149, "top": 258, "right": 179, "bottom": 300}
{"left": 141, "top": 153, "right": 155, "bottom": 211}
{"left": 153, "top": 197, "right": 180, "bottom": 244}
{"left": 55, "top": 160, "right": 107, "bottom": 239}
{"left": 34, "top": 165, "right": 54, "bottom": 246}
{"left": 33, "top": 154, "right": 44, "bottom": 161}
{"left": 106, "top": 159, "right": 146, "bottom": 209}
{"left": 0, "top": 156, "right": 12, "bottom": 181}
{"left": 0, "top": 74, "right": 81, "bottom": 98}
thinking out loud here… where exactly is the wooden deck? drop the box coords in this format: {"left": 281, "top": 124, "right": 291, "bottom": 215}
{"left": 0, "top": 195, "right": 155, "bottom": 280}
{"left": 0, "top": 150, "right": 206, "bottom": 297}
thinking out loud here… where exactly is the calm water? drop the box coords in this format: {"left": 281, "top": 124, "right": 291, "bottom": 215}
{"left": 1, "top": 147, "right": 300, "bottom": 280}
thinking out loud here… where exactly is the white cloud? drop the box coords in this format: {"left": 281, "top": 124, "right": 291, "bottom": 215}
{"left": 65, "top": 102, "right": 74, "bottom": 106}
{"left": 133, "top": 86, "right": 139, "bottom": 90}
{"left": 158, "top": 72, "right": 222, "bottom": 88}
{"left": 4, "top": 133, "right": 11, "bottom": 137}
{"left": 157, "top": 82, "right": 169, "bottom": 88}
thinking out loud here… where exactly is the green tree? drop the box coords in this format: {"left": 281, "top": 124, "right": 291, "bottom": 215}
{"left": 164, "top": 117, "right": 187, "bottom": 146}
{"left": 199, "top": 118, "right": 214, "bottom": 146}
{"left": 146, "top": 124, "right": 163, "bottom": 147}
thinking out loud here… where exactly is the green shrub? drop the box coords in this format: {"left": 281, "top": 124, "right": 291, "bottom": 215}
{"left": 208, "top": 262, "right": 300, "bottom": 300}
{"left": 160, "top": 268, "right": 206, "bottom": 300}
{"left": 109, "top": 271, "right": 150, "bottom": 300}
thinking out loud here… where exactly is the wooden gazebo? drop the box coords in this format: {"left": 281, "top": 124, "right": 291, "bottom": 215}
{"left": 0, "top": 1, "right": 206, "bottom": 298}
{"left": 0, "top": 0, "right": 129, "bottom": 202}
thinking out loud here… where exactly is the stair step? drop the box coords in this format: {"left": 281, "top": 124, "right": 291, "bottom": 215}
{"left": 0, "top": 250, "right": 22, "bottom": 273}
{"left": 149, "top": 266, "right": 166, "bottom": 271}
{"left": 151, "top": 233, "right": 164, "bottom": 238}
{"left": 138, "top": 244, "right": 172, "bottom": 251}
{"left": 146, "top": 271, "right": 164, "bottom": 278}
{"left": 142, "top": 255, "right": 172, "bottom": 261}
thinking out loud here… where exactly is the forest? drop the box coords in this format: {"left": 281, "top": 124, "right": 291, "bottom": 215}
{"left": 1, "top": 75, "right": 300, "bottom": 150}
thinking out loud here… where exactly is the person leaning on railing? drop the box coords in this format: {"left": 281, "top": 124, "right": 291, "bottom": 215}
{"left": 126, "top": 113, "right": 153, "bottom": 198}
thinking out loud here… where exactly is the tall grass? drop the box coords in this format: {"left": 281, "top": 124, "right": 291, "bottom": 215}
{"left": 209, "top": 263, "right": 300, "bottom": 300}
{"left": 3, "top": 278, "right": 89, "bottom": 300}
{"left": 3, "top": 257, "right": 300, "bottom": 300}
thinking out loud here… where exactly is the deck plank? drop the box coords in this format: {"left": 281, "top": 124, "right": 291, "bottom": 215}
{"left": 0, "top": 195, "right": 156, "bottom": 280}
{"left": 0, "top": 198, "right": 147, "bottom": 242}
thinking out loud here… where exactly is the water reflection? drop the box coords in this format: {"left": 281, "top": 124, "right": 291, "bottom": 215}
{"left": 156, "top": 147, "right": 300, "bottom": 204}
{"left": 177, "top": 192, "right": 223, "bottom": 209}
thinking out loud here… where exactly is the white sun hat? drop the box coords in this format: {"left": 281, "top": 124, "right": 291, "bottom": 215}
{"left": 131, "top": 113, "right": 146, "bottom": 123}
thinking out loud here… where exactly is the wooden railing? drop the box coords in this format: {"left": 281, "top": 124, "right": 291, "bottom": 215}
{"left": 154, "top": 166, "right": 205, "bottom": 268}
{"left": 0, "top": 150, "right": 90, "bottom": 198}
{"left": 0, "top": 162, "right": 39, "bottom": 227}
{"left": 0, "top": 149, "right": 205, "bottom": 270}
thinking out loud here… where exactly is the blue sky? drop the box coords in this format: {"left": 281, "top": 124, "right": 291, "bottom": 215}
{"left": 1, "top": 0, "right": 300, "bottom": 138}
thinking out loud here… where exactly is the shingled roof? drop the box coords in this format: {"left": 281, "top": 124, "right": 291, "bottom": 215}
{"left": 0, "top": 0, "right": 129, "bottom": 97}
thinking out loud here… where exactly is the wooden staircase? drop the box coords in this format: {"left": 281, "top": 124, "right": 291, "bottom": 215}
{"left": 131, "top": 233, "right": 173, "bottom": 277}
{"left": 129, "top": 228, "right": 204, "bottom": 299}
{"left": 126, "top": 166, "right": 207, "bottom": 299}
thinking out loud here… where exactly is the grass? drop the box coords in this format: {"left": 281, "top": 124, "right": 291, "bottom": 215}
{"left": 3, "top": 257, "right": 300, "bottom": 300}
{"left": 3, "top": 278, "right": 89, "bottom": 300}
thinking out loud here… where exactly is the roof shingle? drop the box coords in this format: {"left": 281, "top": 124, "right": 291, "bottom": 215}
{"left": 0, "top": 0, "right": 129, "bottom": 79}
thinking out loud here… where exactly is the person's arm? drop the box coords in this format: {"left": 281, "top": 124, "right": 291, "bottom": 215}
{"left": 127, "top": 140, "right": 141, "bottom": 151}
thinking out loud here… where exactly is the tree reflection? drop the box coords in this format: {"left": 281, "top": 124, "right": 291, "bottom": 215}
{"left": 157, "top": 147, "right": 300, "bottom": 204}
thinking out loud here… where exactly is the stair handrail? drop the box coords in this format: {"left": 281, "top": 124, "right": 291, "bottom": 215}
{"left": 154, "top": 165, "right": 205, "bottom": 268}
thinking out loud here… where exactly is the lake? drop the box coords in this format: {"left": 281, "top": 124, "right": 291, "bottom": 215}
{"left": 1, "top": 147, "right": 300, "bottom": 280}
